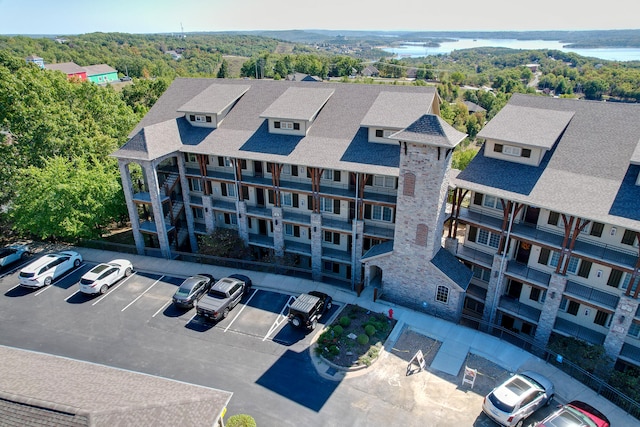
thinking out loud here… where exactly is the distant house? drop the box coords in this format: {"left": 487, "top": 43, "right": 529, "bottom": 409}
{"left": 45, "top": 62, "right": 87, "bottom": 81}
{"left": 83, "top": 64, "right": 119, "bottom": 84}
{"left": 285, "top": 73, "right": 322, "bottom": 82}
{"left": 361, "top": 65, "right": 379, "bottom": 77}
{"left": 166, "top": 50, "right": 182, "bottom": 60}
{"left": 463, "top": 101, "right": 486, "bottom": 114}
{"left": 0, "top": 345, "right": 232, "bottom": 426}
{"left": 25, "top": 55, "right": 44, "bottom": 69}
{"left": 526, "top": 63, "right": 539, "bottom": 73}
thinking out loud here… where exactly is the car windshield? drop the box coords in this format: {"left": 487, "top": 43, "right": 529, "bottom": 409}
{"left": 489, "top": 392, "right": 515, "bottom": 414}
{"left": 0, "top": 249, "right": 12, "bottom": 257}
{"left": 544, "top": 409, "right": 588, "bottom": 427}
{"left": 175, "top": 288, "right": 190, "bottom": 296}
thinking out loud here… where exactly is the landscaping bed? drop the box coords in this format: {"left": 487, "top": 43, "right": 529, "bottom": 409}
{"left": 315, "top": 304, "right": 397, "bottom": 368}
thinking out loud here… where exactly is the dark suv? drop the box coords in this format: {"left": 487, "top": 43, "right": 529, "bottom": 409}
{"left": 287, "top": 291, "right": 332, "bottom": 331}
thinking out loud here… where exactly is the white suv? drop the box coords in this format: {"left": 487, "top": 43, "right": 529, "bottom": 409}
{"left": 482, "top": 371, "right": 555, "bottom": 427}
{"left": 19, "top": 251, "right": 83, "bottom": 288}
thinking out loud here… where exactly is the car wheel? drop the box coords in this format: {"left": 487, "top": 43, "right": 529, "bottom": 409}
{"left": 310, "top": 319, "right": 318, "bottom": 330}
{"left": 222, "top": 308, "right": 230, "bottom": 318}
{"left": 73, "top": 259, "right": 81, "bottom": 268}
{"left": 21, "top": 252, "right": 29, "bottom": 260}
{"left": 100, "top": 285, "right": 108, "bottom": 294}
{"left": 545, "top": 394, "right": 554, "bottom": 406}
{"left": 44, "top": 276, "right": 52, "bottom": 287}
{"left": 514, "top": 418, "right": 524, "bottom": 427}
{"left": 326, "top": 301, "right": 332, "bottom": 311}
{"left": 124, "top": 267, "right": 132, "bottom": 277}
{"left": 291, "top": 316, "right": 302, "bottom": 328}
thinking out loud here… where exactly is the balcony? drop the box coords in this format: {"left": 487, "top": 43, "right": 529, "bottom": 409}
{"left": 284, "top": 240, "right": 312, "bottom": 256}
{"left": 212, "top": 199, "right": 236, "bottom": 212}
{"left": 139, "top": 220, "right": 175, "bottom": 235}
{"left": 248, "top": 233, "right": 274, "bottom": 249}
{"left": 553, "top": 317, "right": 606, "bottom": 346}
{"left": 322, "top": 247, "right": 352, "bottom": 263}
{"left": 457, "top": 208, "right": 504, "bottom": 231}
{"left": 498, "top": 295, "right": 542, "bottom": 323}
{"left": 193, "top": 222, "right": 207, "bottom": 235}
{"left": 282, "top": 210, "right": 311, "bottom": 226}
{"left": 467, "top": 282, "right": 488, "bottom": 301}
{"left": 456, "top": 245, "right": 494, "bottom": 268}
{"left": 323, "top": 217, "right": 352, "bottom": 233}
{"left": 189, "top": 194, "right": 203, "bottom": 206}
{"left": 246, "top": 205, "right": 272, "bottom": 219}
{"left": 505, "top": 261, "right": 551, "bottom": 288}
{"left": 565, "top": 280, "right": 619, "bottom": 311}
{"left": 363, "top": 223, "right": 395, "bottom": 239}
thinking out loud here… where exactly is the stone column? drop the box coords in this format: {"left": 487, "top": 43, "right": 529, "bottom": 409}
{"left": 604, "top": 295, "right": 640, "bottom": 362}
{"left": 203, "top": 196, "right": 215, "bottom": 234}
{"left": 144, "top": 163, "right": 171, "bottom": 258}
{"left": 533, "top": 273, "right": 567, "bottom": 350}
{"left": 444, "top": 237, "right": 458, "bottom": 255}
{"left": 311, "top": 213, "right": 323, "bottom": 281}
{"left": 482, "top": 253, "right": 507, "bottom": 325}
{"left": 236, "top": 201, "right": 248, "bottom": 244}
{"left": 118, "top": 161, "right": 145, "bottom": 255}
{"left": 352, "top": 219, "right": 365, "bottom": 285}
{"left": 272, "top": 207, "right": 284, "bottom": 258}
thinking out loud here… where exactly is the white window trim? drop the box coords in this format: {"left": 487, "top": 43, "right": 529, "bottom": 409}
{"left": 281, "top": 121, "right": 294, "bottom": 130}
{"left": 195, "top": 115, "right": 207, "bottom": 123}
{"left": 503, "top": 145, "right": 522, "bottom": 156}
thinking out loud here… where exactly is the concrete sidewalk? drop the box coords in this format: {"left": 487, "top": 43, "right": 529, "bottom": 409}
{"left": 74, "top": 247, "right": 639, "bottom": 426}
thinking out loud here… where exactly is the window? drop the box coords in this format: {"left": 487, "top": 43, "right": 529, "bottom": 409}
{"left": 223, "top": 213, "right": 237, "bottom": 225}
{"left": 622, "top": 229, "right": 637, "bottom": 246}
{"left": 503, "top": 145, "right": 522, "bottom": 156}
{"left": 371, "top": 205, "right": 393, "bottom": 222}
{"left": 559, "top": 297, "right": 568, "bottom": 311}
{"left": 471, "top": 265, "right": 491, "bottom": 282}
{"left": 375, "top": 129, "right": 383, "bottom": 137}
{"left": 189, "top": 178, "right": 202, "bottom": 192}
{"left": 607, "top": 269, "right": 623, "bottom": 288}
{"left": 284, "top": 224, "right": 300, "bottom": 237}
{"left": 594, "top": 310, "right": 609, "bottom": 327}
{"left": 566, "top": 257, "right": 579, "bottom": 275}
{"left": 194, "top": 115, "right": 210, "bottom": 123}
{"left": 372, "top": 175, "right": 395, "bottom": 188}
{"left": 186, "top": 153, "right": 197, "bottom": 163}
{"left": 324, "top": 231, "right": 340, "bottom": 245}
{"left": 192, "top": 207, "right": 204, "bottom": 219}
{"left": 322, "top": 169, "right": 333, "bottom": 180}
{"left": 280, "top": 192, "right": 292, "bottom": 207}
{"left": 577, "top": 260, "right": 592, "bottom": 278}
{"left": 621, "top": 273, "right": 639, "bottom": 294}
{"left": 472, "top": 193, "right": 483, "bottom": 205}
{"left": 323, "top": 261, "right": 340, "bottom": 274}
{"left": 476, "top": 228, "right": 500, "bottom": 248}
{"left": 436, "top": 285, "right": 449, "bottom": 304}
{"left": 482, "top": 195, "right": 499, "bottom": 209}
{"left": 590, "top": 222, "right": 604, "bottom": 237}
{"left": 221, "top": 183, "right": 236, "bottom": 198}
{"left": 547, "top": 211, "right": 560, "bottom": 226}
{"left": 567, "top": 300, "right": 580, "bottom": 316}
{"left": 529, "top": 287, "right": 541, "bottom": 302}
{"left": 628, "top": 322, "right": 640, "bottom": 338}
{"left": 549, "top": 251, "right": 560, "bottom": 268}
{"left": 218, "top": 156, "right": 232, "bottom": 167}
{"left": 375, "top": 129, "right": 393, "bottom": 138}
{"left": 282, "top": 164, "right": 291, "bottom": 175}
{"left": 320, "top": 197, "right": 334, "bottom": 213}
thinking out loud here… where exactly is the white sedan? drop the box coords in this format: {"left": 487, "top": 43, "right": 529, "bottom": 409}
{"left": 79, "top": 259, "right": 134, "bottom": 295}
{"left": 0, "top": 244, "right": 30, "bottom": 267}
{"left": 19, "top": 251, "right": 83, "bottom": 288}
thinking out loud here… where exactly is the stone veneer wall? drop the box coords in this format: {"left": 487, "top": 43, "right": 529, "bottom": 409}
{"left": 604, "top": 295, "right": 640, "bottom": 362}
{"left": 311, "top": 213, "right": 322, "bottom": 281}
{"left": 534, "top": 273, "right": 567, "bottom": 349}
{"left": 272, "top": 207, "right": 284, "bottom": 257}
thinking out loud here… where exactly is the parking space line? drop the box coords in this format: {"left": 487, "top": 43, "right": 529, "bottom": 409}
{"left": 64, "top": 289, "right": 80, "bottom": 301}
{"left": 34, "top": 285, "right": 52, "bottom": 296}
{"left": 6, "top": 284, "right": 21, "bottom": 293}
{"left": 91, "top": 273, "right": 136, "bottom": 306}
{"left": 187, "top": 312, "right": 197, "bottom": 324}
{"left": 152, "top": 300, "right": 172, "bottom": 318}
{"left": 223, "top": 288, "right": 258, "bottom": 333}
{"left": 263, "top": 295, "right": 295, "bottom": 341}
{"left": 34, "top": 265, "right": 85, "bottom": 297}
{"left": 121, "top": 275, "right": 164, "bottom": 312}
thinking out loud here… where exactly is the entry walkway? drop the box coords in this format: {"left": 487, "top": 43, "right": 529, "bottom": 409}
{"left": 73, "top": 247, "right": 639, "bottom": 426}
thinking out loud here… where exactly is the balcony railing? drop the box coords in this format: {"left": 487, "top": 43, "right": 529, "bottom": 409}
{"left": 505, "top": 261, "right": 551, "bottom": 288}
{"left": 456, "top": 245, "right": 494, "bottom": 268}
{"left": 553, "top": 317, "right": 606, "bottom": 346}
{"left": 565, "top": 280, "right": 619, "bottom": 310}
{"left": 246, "top": 205, "right": 272, "bottom": 219}
{"left": 498, "top": 295, "right": 542, "bottom": 323}
{"left": 248, "top": 233, "right": 274, "bottom": 248}
{"left": 321, "top": 247, "right": 352, "bottom": 263}
{"left": 284, "top": 240, "right": 312, "bottom": 256}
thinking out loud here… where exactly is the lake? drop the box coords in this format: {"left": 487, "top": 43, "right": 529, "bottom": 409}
{"left": 382, "top": 39, "right": 640, "bottom": 62}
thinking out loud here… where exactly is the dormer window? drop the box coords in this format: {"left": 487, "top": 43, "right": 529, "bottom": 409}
{"left": 274, "top": 121, "right": 299, "bottom": 130}
{"left": 494, "top": 144, "right": 531, "bottom": 158}
{"left": 189, "top": 114, "right": 212, "bottom": 123}
{"left": 375, "top": 129, "right": 394, "bottom": 138}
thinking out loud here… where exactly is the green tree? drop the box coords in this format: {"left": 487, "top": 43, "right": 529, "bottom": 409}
{"left": 9, "top": 156, "right": 127, "bottom": 240}
{"left": 216, "top": 59, "right": 229, "bottom": 78}
{"left": 452, "top": 147, "right": 477, "bottom": 170}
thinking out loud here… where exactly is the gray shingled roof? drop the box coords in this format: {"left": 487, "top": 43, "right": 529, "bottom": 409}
{"left": 113, "top": 79, "right": 438, "bottom": 176}
{"left": 477, "top": 103, "right": 575, "bottom": 149}
{"left": 259, "top": 86, "right": 335, "bottom": 121}
{"left": 360, "top": 91, "right": 436, "bottom": 129}
{"left": 390, "top": 114, "right": 467, "bottom": 148}
{"left": 431, "top": 247, "right": 473, "bottom": 291}
{"left": 177, "top": 84, "right": 250, "bottom": 115}
{"left": 456, "top": 93, "right": 640, "bottom": 230}
{"left": 361, "top": 240, "right": 394, "bottom": 261}
{"left": 46, "top": 62, "right": 86, "bottom": 74}
{"left": 82, "top": 64, "right": 117, "bottom": 76}
{"left": 0, "top": 345, "right": 232, "bottom": 427}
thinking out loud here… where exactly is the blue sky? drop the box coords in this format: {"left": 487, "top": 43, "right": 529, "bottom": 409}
{"left": 1, "top": 0, "right": 638, "bottom": 35}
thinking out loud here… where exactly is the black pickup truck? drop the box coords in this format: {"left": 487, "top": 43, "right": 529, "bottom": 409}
{"left": 196, "top": 274, "right": 252, "bottom": 321}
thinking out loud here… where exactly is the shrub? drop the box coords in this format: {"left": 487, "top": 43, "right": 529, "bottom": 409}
{"left": 227, "top": 414, "right": 256, "bottom": 427}
{"left": 332, "top": 325, "right": 343, "bottom": 336}
{"left": 364, "top": 324, "right": 376, "bottom": 337}
{"left": 357, "top": 334, "right": 370, "bottom": 345}
{"left": 329, "top": 344, "right": 340, "bottom": 355}
{"left": 339, "top": 316, "right": 351, "bottom": 327}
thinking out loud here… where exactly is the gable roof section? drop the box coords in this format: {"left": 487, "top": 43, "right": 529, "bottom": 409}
{"left": 390, "top": 114, "right": 467, "bottom": 148}
{"left": 456, "top": 93, "right": 640, "bottom": 229}
{"left": 361, "top": 240, "right": 394, "bottom": 261}
{"left": 0, "top": 345, "right": 232, "bottom": 427}
{"left": 113, "top": 79, "right": 437, "bottom": 176}
{"left": 177, "top": 83, "right": 250, "bottom": 115}
{"left": 431, "top": 248, "right": 472, "bottom": 291}
{"left": 83, "top": 64, "right": 117, "bottom": 76}
{"left": 478, "top": 103, "right": 575, "bottom": 149}
{"left": 259, "top": 86, "right": 335, "bottom": 121}
{"left": 360, "top": 91, "right": 435, "bottom": 128}
{"left": 46, "top": 62, "right": 86, "bottom": 75}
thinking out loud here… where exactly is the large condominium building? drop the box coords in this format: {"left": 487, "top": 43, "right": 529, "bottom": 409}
{"left": 112, "top": 78, "right": 471, "bottom": 320}
{"left": 451, "top": 93, "right": 640, "bottom": 371}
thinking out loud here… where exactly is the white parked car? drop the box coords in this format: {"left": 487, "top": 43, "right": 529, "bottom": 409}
{"left": 0, "top": 244, "right": 30, "bottom": 267}
{"left": 79, "top": 259, "right": 133, "bottom": 295}
{"left": 482, "top": 370, "right": 555, "bottom": 427}
{"left": 19, "top": 251, "right": 83, "bottom": 288}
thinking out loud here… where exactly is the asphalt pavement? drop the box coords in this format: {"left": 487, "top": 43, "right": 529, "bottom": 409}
{"left": 68, "top": 246, "right": 640, "bottom": 426}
